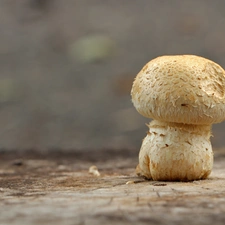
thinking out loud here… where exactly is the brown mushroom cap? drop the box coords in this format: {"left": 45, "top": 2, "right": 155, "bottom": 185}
{"left": 131, "top": 55, "right": 225, "bottom": 125}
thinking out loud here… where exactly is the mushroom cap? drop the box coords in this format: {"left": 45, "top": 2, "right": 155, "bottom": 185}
{"left": 131, "top": 55, "right": 225, "bottom": 125}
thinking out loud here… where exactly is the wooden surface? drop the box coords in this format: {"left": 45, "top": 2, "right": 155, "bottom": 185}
{"left": 0, "top": 149, "right": 225, "bottom": 225}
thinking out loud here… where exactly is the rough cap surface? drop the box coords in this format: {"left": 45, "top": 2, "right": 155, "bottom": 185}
{"left": 131, "top": 55, "right": 225, "bottom": 125}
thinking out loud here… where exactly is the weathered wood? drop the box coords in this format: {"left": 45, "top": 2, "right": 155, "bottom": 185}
{"left": 0, "top": 149, "right": 225, "bottom": 225}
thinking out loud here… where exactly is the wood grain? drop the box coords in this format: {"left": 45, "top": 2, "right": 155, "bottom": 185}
{"left": 0, "top": 149, "right": 225, "bottom": 225}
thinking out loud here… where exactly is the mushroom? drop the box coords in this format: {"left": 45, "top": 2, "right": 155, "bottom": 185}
{"left": 131, "top": 55, "right": 225, "bottom": 181}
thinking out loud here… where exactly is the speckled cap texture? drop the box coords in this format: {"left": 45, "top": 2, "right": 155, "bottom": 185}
{"left": 131, "top": 55, "right": 225, "bottom": 125}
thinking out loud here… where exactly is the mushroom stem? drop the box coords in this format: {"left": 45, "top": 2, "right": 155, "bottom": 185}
{"left": 138, "top": 120, "right": 213, "bottom": 181}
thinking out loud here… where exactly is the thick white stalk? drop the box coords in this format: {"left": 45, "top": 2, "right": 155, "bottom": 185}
{"left": 137, "top": 120, "right": 213, "bottom": 181}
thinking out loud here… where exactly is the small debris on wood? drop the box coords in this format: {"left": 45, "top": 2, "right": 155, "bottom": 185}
{"left": 126, "top": 180, "right": 145, "bottom": 185}
{"left": 152, "top": 182, "right": 167, "bottom": 186}
{"left": 89, "top": 165, "right": 100, "bottom": 177}
{"left": 12, "top": 160, "right": 24, "bottom": 166}
{"left": 126, "top": 180, "right": 135, "bottom": 185}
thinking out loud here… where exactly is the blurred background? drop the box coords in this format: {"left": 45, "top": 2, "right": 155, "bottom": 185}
{"left": 1, "top": 0, "right": 225, "bottom": 151}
